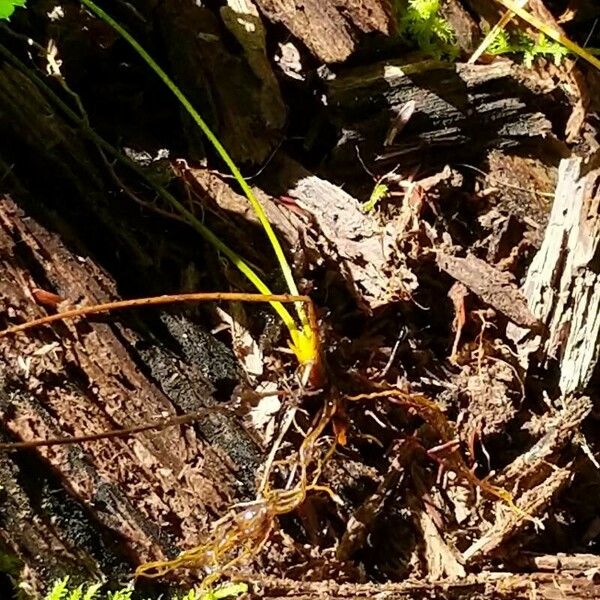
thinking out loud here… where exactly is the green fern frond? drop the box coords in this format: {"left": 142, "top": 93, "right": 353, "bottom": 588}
{"left": 45, "top": 577, "right": 70, "bottom": 600}
{"left": 45, "top": 578, "right": 104, "bottom": 600}
{"left": 397, "top": 0, "right": 458, "bottom": 59}
{"left": 528, "top": 33, "right": 570, "bottom": 65}
{"left": 487, "top": 29, "right": 571, "bottom": 66}
{"left": 106, "top": 585, "right": 133, "bottom": 600}
{"left": 83, "top": 584, "right": 103, "bottom": 600}
{"left": 487, "top": 29, "right": 511, "bottom": 55}
{"left": 66, "top": 585, "right": 84, "bottom": 600}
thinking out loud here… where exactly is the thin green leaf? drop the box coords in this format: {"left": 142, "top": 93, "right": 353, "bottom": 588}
{"left": 0, "top": 0, "right": 26, "bottom": 20}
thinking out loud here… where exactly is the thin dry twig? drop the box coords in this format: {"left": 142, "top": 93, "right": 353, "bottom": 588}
{"left": 0, "top": 411, "right": 211, "bottom": 451}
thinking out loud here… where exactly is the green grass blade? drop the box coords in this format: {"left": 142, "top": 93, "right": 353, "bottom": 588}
{"left": 79, "top": 0, "right": 308, "bottom": 331}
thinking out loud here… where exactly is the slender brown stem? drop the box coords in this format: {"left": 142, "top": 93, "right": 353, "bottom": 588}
{"left": 0, "top": 292, "right": 316, "bottom": 339}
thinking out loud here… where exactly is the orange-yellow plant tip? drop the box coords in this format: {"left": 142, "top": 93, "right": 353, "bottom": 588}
{"left": 289, "top": 325, "right": 319, "bottom": 367}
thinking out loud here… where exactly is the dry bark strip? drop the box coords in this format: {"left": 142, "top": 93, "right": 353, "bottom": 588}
{"left": 0, "top": 197, "right": 260, "bottom": 594}
{"left": 511, "top": 154, "right": 600, "bottom": 396}
{"left": 508, "top": 552, "right": 600, "bottom": 573}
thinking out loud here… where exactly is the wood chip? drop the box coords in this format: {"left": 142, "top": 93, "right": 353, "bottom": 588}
{"left": 436, "top": 252, "right": 540, "bottom": 329}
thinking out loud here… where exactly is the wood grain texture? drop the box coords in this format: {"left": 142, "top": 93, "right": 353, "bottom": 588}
{"left": 520, "top": 155, "right": 600, "bottom": 395}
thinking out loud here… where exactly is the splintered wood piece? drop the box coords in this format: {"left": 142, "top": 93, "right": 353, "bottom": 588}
{"left": 408, "top": 492, "right": 466, "bottom": 580}
{"left": 519, "top": 155, "right": 600, "bottom": 395}
{"left": 496, "top": 395, "right": 592, "bottom": 488}
{"left": 448, "top": 282, "right": 469, "bottom": 359}
{"left": 460, "top": 397, "right": 591, "bottom": 565}
{"left": 463, "top": 462, "right": 574, "bottom": 563}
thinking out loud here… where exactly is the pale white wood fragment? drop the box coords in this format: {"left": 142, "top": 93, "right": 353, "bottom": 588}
{"left": 520, "top": 156, "right": 600, "bottom": 395}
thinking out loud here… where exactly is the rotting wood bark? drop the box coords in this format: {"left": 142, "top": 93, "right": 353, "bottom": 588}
{"left": 253, "top": 0, "right": 394, "bottom": 63}
{"left": 157, "top": 0, "right": 286, "bottom": 164}
{"left": 496, "top": 395, "right": 592, "bottom": 488}
{"left": 0, "top": 196, "right": 261, "bottom": 595}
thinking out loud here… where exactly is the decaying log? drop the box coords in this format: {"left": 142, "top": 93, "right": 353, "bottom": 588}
{"left": 1, "top": 2, "right": 599, "bottom": 595}
{"left": 324, "top": 60, "right": 556, "bottom": 175}
{"left": 0, "top": 197, "right": 260, "bottom": 595}
{"left": 509, "top": 154, "right": 600, "bottom": 395}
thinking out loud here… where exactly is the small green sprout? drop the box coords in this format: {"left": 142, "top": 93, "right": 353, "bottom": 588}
{"left": 362, "top": 182, "right": 389, "bottom": 213}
